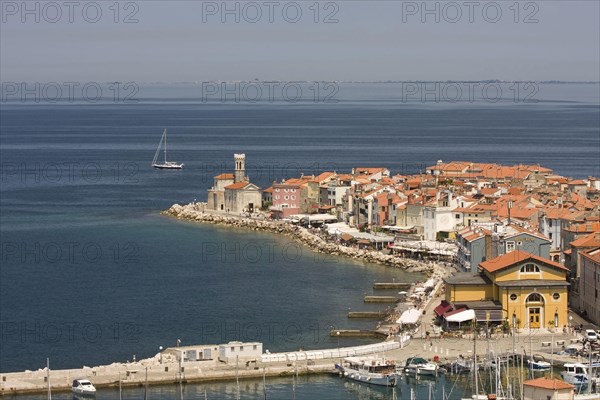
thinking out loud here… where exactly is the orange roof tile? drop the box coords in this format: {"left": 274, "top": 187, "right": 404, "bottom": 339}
{"left": 215, "top": 173, "right": 234, "bottom": 180}
{"left": 581, "top": 247, "right": 600, "bottom": 264}
{"left": 523, "top": 377, "right": 574, "bottom": 390}
{"left": 570, "top": 232, "right": 600, "bottom": 248}
{"left": 225, "top": 181, "right": 253, "bottom": 190}
{"left": 479, "top": 250, "right": 568, "bottom": 273}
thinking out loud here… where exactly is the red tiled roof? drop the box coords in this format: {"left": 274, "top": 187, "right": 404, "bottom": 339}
{"left": 434, "top": 300, "right": 453, "bottom": 317}
{"left": 479, "top": 251, "right": 568, "bottom": 273}
{"left": 523, "top": 377, "right": 574, "bottom": 390}
{"left": 215, "top": 173, "right": 234, "bottom": 180}
{"left": 225, "top": 181, "right": 252, "bottom": 190}
{"left": 570, "top": 232, "right": 600, "bottom": 248}
{"left": 581, "top": 247, "right": 600, "bottom": 264}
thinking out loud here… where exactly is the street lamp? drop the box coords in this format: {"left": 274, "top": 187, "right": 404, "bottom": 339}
{"left": 159, "top": 346, "right": 163, "bottom": 363}
{"left": 336, "top": 331, "right": 340, "bottom": 360}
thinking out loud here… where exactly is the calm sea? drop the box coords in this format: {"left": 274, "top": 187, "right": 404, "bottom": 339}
{"left": 0, "top": 83, "right": 598, "bottom": 398}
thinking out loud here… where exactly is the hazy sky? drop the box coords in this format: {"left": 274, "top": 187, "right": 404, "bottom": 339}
{"left": 1, "top": 1, "right": 599, "bottom": 82}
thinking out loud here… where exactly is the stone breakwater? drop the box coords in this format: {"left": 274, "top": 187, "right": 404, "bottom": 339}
{"left": 163, "top": 203, "right": 448, "bottom": 278}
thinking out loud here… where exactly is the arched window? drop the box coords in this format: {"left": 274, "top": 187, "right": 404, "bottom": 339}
{"left": 526, "top": 293, "right": 543, "bottom": 303}
{"left": 520, "top": 263, "right": 540, "bottom": 273}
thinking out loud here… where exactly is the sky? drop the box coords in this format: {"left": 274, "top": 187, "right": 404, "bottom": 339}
{"left": 1, "top": 1, "right": 599, "bottom": 82}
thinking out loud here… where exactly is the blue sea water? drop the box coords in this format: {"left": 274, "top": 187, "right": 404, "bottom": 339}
{"left": 0, "top": 83, "right": 598, "bottom": 398}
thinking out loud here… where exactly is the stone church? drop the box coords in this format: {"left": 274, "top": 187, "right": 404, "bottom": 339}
{"left": 207, "top": 154, "right": 262, "bottom": 214}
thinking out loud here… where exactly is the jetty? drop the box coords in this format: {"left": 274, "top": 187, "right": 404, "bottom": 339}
{"left": 364, "top": 295, "right": 399, "bottom": 303}
{"left": 373, "top": 282, "right": 412, "bottom": 290}
{"left": 0, "top": 341, "right": 399, "bottom": 396}
{"left": 347, "top": 311, "right": 389, "bottom": 318}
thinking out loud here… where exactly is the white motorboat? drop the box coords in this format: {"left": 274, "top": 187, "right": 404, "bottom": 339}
{"left": 528, "top": 359, "right": 552, "bottom": 371}
{"left": 562, "top": 362, "right": 600, "bottom": 390}
{"left": 335, "top": 356, "right": 398, "bottom": 386}
{"left": 403, "top": 356, "right": 439, "bottom": 376}
{"left": 72, "top": 379, "right": 96, "bottom": 395}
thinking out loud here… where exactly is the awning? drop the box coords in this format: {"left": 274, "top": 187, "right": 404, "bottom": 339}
{"left": 445, "top": 309, "right": 476, "bottom": 323}
{"left": 340, "top": 233, "right": 354, "bottom": 241}
{"left": 434, "top": 301, "right": 453, "bottom": 317}
{"left": 396, "top": 309, "right": 422, "bottom": 325}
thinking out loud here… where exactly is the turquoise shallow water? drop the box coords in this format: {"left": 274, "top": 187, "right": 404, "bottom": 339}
{"left": 1, "top": 83, "right": 598, "bottom": 398}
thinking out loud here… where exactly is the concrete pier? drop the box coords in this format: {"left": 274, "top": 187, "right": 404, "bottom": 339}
{"left": 347, "top": 311, "right": 388, "bottom": 318}
{"left": 373, "top": 283, "right": 412, "bottom": 290}
{"left": 364, "top": 295, "right": 399, "bottom": 303}
{"left": 0, "top": 330, "right": 587, "bottom": 396}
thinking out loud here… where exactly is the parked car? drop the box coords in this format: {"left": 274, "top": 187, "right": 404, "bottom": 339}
{"left": 585, "top": 329, "right": 598, "bottom": 342}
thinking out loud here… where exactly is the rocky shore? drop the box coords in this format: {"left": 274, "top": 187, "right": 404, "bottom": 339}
{"left": 163, "top": 203, "right": 451, "bottom": 278}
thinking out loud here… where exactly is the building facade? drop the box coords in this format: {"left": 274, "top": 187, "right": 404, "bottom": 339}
{"left": 444, "top": 251, "right": 569, "bottom": 329}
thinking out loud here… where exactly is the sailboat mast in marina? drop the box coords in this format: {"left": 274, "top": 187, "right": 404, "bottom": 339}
{"left": 152, "top": 129, "right": 183, "bottom": 169}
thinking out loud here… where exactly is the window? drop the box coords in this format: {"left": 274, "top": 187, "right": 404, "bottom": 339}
{"left": 291, "top": 195, "right": 296, "bottom": 200}
{"left": 549, "top": 233, "right": 553, "bottom": 240}
{"left": 275, "top": 188, "right": 280, "bottom": 192}
{"left": 275, "top": 195, "right": 280, "bottom": 200}
{"left": 284, "top": 195, "right": 289, "bottom": 200}
{"left": 520, "top": 263, "right": 540, "bottom": 273}
{"left": 506, "top": 241, "right": 515, "bottom": 252}
{"left": 549, "top": 220, "right": 553, "bottom": 227}
{"left": 516, "top": 241, "right": 523, "bottom": 246}
{"left": 253, "top": 345, "right": 257, "bottom": 350}
{"left": 552, "top": 293, "right": 560, "bottom": 300}
{"left": 231, "top": 347, "right": 235, "bottom": 351}
{"left": 510, "top": 293, "right": 518, "bottom": 301}
{"left": 526, "top": 293, "right": 543, "bottom": 303}
{"left": 240, "top": 346, "right": 244, "bottom": 351}
{"left": 456, "top": 214, "right": 460, "bottom": 219}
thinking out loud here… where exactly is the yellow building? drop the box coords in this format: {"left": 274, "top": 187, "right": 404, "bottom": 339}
{"left": 443, "top": 250, "right": 569, "bottom": 329}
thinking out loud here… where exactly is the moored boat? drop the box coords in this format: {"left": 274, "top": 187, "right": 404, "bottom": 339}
{"left": 403, "top": 356, "right": 439, "bottom": 376}
{"left": 562, "top": 362, "right": 600, "bottom": 391}
{"left": 71, "top": 379, "right": 96, "bottom": 395}
{"left": 528, "top": 359, "right": 552, "bottom": 371}
{"left": 335, "top": 356, "right": 398, "bottom": 387}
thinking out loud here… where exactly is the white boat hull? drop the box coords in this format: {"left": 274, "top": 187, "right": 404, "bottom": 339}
{"left": 339, "top": 366, "right": 397, "bottom": 387}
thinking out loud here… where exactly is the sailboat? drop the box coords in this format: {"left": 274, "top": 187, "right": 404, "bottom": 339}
{"left": 152, "top": 129, "right": 183, "bottom": 169}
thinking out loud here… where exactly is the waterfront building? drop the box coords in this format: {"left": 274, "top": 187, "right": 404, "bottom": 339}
{"left": 218, "top": 341, "right": 262, "bottom": 364}
{"left": 455, "top": 223, "right": 551, "bottom": 272}
{"left": 224, "top": 181, "right": 262, "bottom": 214}
{"left": 443, "top": 250, "right": 569, "bottom": 329}
{"left": 207, "top": 154, "right": 261, "bottom": 214}
{"left": 522, "top": 377, "right": 574, "bottom": 400}
{"left": 207, "top": 173, "right": 234, "bottom": 211}
{"left": 566, "top": 231, "right": 600, "bottom": 309}
{"left": 270, "top": 179, "right": 303, "bottom": 219}
{"left": 422, "top": 190, "right": 459, "bottom": 241}
{"left": 578, "top": 247, "right": 600, "bottom": 326}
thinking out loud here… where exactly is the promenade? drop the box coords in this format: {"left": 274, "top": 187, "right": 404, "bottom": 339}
{"left": 0, "top": 329, "right": 587, "bottom": 396}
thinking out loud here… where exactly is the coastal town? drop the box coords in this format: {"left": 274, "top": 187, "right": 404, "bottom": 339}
{"left": 3, "top": 155, "right": 600, "bottom": 399}
{"left": 202, "top": 154, "right": 600, "bottom": 332}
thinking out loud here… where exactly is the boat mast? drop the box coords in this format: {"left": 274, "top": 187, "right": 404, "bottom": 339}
{"left": 474, "top": 318, "right": 478, "bottom": 399}
{"left": 163, "top": 129, "right": 167, "bottom": 164}
{"left": 263, "top": 366, "right": 268, "bottom": 400}
{"left": 144, "top": 366, "right": 148, "bottom": 400}
{"left": 46, "top": 358, "right": 51, "bottom": 400}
